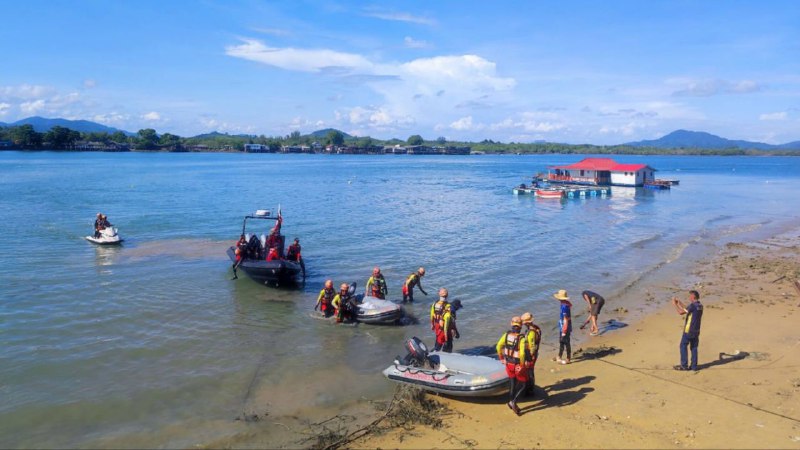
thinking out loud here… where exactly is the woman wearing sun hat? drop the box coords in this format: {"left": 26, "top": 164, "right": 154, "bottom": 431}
{"left": 554, "top": 289, "right": 572, "bottom": 364}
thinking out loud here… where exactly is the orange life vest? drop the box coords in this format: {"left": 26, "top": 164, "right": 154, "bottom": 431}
{"left": 502, "top": 331, "right": 523, "bottom": 365}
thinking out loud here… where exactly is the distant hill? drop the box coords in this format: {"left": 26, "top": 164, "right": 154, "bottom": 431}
{"left": 2, "top": 116, "right": 133, "bottom": 135}
{"left": 188, "top": 131, "right": 254, "bottom": 139}
{"left": 309, "top": 128, "right": 353, "bottom": 139}
{"left": 777, "top": 140, "right": 800, "bottom": 150}
{"left": 624, "top": 129, "right": 799, "bottom": 151}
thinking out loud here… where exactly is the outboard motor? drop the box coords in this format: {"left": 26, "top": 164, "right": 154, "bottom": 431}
{"left": 395, "top": 336, "right": 430, "bottom": 367}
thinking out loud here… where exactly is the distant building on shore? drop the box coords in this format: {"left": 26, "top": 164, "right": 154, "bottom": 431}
{"left": 73, "top": 141, "right": 131, "bottom": 151}
{"left": 546, "top": 157, "right": 656, "bottom": 187}
{"left": 244, "top": 143, "right": 273, "bottom": 153}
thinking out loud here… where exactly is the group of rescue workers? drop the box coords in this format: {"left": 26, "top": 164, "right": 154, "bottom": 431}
{"left": 496, "top": 289, "right": 605, "bottom": 415}
{"left": 314, "top": 266, "right": 429, "bottom": 323}
{"left": 231, "top": 213, "right": 305, "bottom": 280}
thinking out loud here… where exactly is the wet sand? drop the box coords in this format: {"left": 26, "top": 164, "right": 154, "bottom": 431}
{"left": 354, "top": 229, "right": 800, "bottom": 449}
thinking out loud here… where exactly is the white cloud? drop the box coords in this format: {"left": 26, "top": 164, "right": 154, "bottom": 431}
{"left": 449, "top": 116, "right": 481, "bottom": 131}
{"left": 598, "top": 122, "right": 646, "bottom": 136}
{"left": 399, "top": 55, "right": 516, "bottom": 91}
{"left": 83, "top": 79, "right": 97, "bottom": 88}
{"left": 20, "top": 99, "right": 46, "bottom": 115}
{"left": 0, "top": 102, "right": 10, "bottom": 116}
{"left": 669, "top": 78, "right": 762, "bottom": 97}
{"left": 93, "top": 112, "right": 129, "bottom": 125}
{"left": 404, "top": 36, "right": 430, "bottom": 49}
{"left": 362, "top": 10, "right": 435, "bottom": 25}
{"left": 251, "top": 27, "right": 290, "bottom": 37}
{"left": 0, "top": 84, "right": 55, "bottom": 99}
{"left": 225, "top": 39, "right": 373, "bottom": 73}
{"left": 225, "top": 39, "right": 517, "bottom": 136}
{"left": 490, "top": 112, "right": 566, "bottom": 133}
{"left": 338, "top": 105, "right": 414, "bottom": 129}
{"left": 759, "top": 111, "right": 787, "bottom": 121}
{"left": 142, "top": 111, "right": 161, "bottom": 121}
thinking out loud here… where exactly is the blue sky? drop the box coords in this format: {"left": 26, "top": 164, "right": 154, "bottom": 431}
{"left": 1, "top": 0, "right": 798, "bottom": 144}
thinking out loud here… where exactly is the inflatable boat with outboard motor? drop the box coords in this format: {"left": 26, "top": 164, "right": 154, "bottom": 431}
{"left": 227, "top": 208, "right": 304, "bottom": 286}
{"left": 85, "top": 227, "right": 123, "bottom": 245}
{"left": 382, "top": 337, "right": 509, "bottom": 397}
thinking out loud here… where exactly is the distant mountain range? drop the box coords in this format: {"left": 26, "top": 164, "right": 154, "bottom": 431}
{"left": 2, "top": 117, "right": 799, "bottom": 150}
{"left": 625, "top": 129, "right": 800, "bottom": 151}
{"left": 0, "top": 116, "right": 132, "bottom": 135}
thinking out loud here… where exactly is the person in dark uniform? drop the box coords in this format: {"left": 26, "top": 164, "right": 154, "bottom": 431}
{"left": 672, "top": 290, "right": 703, "bottom": 371}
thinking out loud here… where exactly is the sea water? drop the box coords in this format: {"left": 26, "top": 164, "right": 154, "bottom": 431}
{"left": 1, "top": 152, "right": 798, "bottom": 447}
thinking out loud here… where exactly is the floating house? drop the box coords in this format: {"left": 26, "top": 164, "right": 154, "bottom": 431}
{"left": 545, "top": 157, "right": 656, "bottom": 187}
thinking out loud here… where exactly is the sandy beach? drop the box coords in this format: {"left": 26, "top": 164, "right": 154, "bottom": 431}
{"left": 351, "top": 228, "right": 800, "bottom": 449}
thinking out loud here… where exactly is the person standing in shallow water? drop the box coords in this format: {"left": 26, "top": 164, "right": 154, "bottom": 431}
{"left": 672, "top": 290, "right": 703, "bottom": 371}
{"left": 402, "top": 267, "right": 427, "bottom": 303}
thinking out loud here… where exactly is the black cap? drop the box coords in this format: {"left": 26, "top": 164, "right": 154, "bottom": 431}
{"left": 451, "top": 299, "right": 463, "bottom": 310}
{"left": 294, "top": 237, "right": 299, "bottom": 242}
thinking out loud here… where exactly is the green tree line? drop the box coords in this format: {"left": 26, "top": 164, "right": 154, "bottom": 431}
{"left": 1, "top": 124, "right": 797, "bottom": 155}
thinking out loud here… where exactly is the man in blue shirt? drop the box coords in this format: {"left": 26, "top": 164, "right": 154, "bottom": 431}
{"left": 672, "top": 290, "right": 703, "bottom": 371}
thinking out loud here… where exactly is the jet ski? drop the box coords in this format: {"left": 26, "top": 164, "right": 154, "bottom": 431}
{"left": 382, "top": 337, "right": 510, "bottom": 397}
{"left": 85, "top": 227, "right": 123, "bottom": 245}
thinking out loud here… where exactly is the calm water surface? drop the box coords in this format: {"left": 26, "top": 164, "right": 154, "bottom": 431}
{"left": 1, "top": 152, "right": 799, "bottom": 447}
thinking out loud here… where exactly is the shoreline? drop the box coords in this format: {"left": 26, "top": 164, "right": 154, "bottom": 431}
{"left": 207, "top": 220, "right": 800, "bottom": 449}
{"left": 349, "top": 223, "right": 800, "bottom": 449}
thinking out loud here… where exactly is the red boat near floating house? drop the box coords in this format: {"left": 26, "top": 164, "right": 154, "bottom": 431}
{"left": 543, "top": 157, "right": 657, "bottom": 187}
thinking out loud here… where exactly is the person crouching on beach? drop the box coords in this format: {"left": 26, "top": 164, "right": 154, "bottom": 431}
{"left": 554, "top": 289, "right": 572, "bottom": 364}
{"left": 497, "top": 316, "right": 527, "bottom": 416}
{"left": 672, "top": 290, "right": 703, "bottom": 371}
{"left": 580, "top": 290, "right": 605, "bottom": 336}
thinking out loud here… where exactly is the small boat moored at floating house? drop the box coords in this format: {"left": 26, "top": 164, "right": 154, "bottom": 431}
{"left": 541, "top": 157, "right": 660, "bottom": 187}
{"left": 535, "top": 188, "right": 565, "bottom": 199}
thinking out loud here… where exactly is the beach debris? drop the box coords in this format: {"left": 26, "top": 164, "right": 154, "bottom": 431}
{"left": 234, "top": 411, "right": 268, "bottom": 422}
{"left": 302, "top": 385, "right": 451, "bottom": 450}
{"left": 614, "top": 307, "right": 628, "bottom": 314}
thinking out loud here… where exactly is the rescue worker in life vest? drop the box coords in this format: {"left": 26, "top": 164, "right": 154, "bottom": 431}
{"left": 332, "top": 283, "right": 357, "bottom": 323}
{"left": 231, "top": 234, "right": 248, "bottom": 279}
{"left": 315, "top": 279, "right": 336, "bottom": 318}
{"left": 365, "top": 267, "right": 388, "bottom": 299}
{"left": 521, "top": 312, "right": 542, "bottom": 397}
{"left": 497, "top": 316, "right": 528, "bottom": 416}
{"left": 286, "top": 237, "right": 305, "bottom": 277}
{"left": 435, "top": 300, "right": 462, "bottom": 353}
{"left": 430, "top": 288, "right": 450, "bottom": 333}
{"left": 286, "top": 238, "right": 301, "bottom": 262}
{"left": 402, "top": 267, "right": 427, "bottom": 303}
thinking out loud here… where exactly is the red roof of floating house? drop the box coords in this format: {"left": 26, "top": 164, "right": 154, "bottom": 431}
{"left": 549, "top": 157, "right": 654, "bottom": 172}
